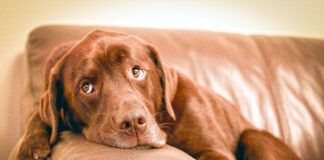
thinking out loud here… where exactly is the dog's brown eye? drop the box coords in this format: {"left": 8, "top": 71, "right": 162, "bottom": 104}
{"left": 81, "top": 82, "right": 94, "bottom": 94}
{"left": 132, "top": 66, "right": 145, "bottom": 80}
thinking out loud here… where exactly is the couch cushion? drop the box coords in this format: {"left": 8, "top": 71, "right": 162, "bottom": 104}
{"left": 24, "top": 25, "right": 324, "bottom": 160}
{"left": 51, "top": 132, "right": 194, "bottom": 160}
{"left": 9, "top": 131, "right": 194, "bottom": 160}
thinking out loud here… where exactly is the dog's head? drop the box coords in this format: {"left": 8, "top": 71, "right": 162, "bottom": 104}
{"left": 39, "top": 30, "right": 177, "bottom": 148}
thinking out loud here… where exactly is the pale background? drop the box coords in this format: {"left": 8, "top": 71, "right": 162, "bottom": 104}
{"left": 0, "top": 0, "right": 323, "bottom": 157}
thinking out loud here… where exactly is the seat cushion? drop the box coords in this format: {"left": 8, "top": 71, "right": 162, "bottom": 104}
{"left": 9, "top": 132, "right": 194, "bottom": 160}
{"left": 51, "top": 132, "right": 194, "bottom": 160}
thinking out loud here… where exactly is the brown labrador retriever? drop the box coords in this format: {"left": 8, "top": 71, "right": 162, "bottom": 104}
{"left": 17, "top": 30, "right": 300, "bottom": 160}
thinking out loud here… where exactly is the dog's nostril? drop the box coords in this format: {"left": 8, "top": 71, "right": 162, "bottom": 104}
{"left": 120, "top": 121, "right": 132, "bottom": 130}
{"left": 138, "top": 117, "right": 146, "bottom": 125}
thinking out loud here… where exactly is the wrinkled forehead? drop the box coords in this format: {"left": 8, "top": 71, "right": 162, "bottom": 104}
{"left": 69, "top": 30, "right": 150, "bottom": 62}
{"left": 62, "top": 30, "right": 153, "bottom": 79}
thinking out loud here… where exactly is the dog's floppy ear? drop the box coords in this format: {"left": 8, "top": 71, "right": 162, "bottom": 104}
{"left": 39, "top": 42, "right": 74, "bottom": 144}
{"left": 147, "top": 45, "right": 178, "bottom": 121}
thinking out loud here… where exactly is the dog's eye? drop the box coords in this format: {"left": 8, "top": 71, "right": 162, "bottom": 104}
{"left": 81, "top": 82, "right": 94, "bottom": 94}
{"left": 132, "top": 66, "right": 145, "bottom": 80}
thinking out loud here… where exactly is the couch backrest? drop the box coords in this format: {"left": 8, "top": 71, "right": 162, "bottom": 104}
{"left": 24, "top": 25, "right": 324, "bottom": 160}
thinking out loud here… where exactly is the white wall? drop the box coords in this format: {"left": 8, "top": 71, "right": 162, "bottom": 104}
{"left": 1, "top": 0, "right": 324, "bottom": 61}
{"left": 0, "top": 0, "right": 323, "bottom": 157}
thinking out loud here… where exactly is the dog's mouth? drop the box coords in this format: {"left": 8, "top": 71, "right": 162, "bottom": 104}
{"left": 93, "top": 129, "right": 167, "bottom": 149}
{"left": 100, "top": 137, "right": 165, "bottom": 149}
{"left": 134, "top": 144, "right": 155, "bottom": 149}
{"left": 112, "top": 135, "right": 166, "bottom": 149}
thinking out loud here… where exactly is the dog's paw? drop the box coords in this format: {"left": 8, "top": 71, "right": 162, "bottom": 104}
{"left": 18, "top": 134, "right": 51, "bottom": 160}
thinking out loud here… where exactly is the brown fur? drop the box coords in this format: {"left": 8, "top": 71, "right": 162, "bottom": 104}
{"left": 17, "top": 30, "right": 300, "bottom": 160}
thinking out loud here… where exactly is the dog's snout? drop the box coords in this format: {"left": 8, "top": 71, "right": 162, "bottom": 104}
{"left": 118, "top": 111, "right": 147, "bottom": 135}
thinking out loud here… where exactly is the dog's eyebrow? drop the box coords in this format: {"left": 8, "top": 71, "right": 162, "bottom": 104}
{"left": 70, "top": 62, "right": 97, "bottom": 84}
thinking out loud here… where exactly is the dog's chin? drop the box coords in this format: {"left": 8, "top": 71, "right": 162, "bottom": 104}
{"left": 98, "top": 134, "right": 167, "bottom": 149}
{"left": 111, "top": 142, "right": 165, "bottom": 149}
{"left": 104, "top": 138, "right": 166, "bottom": 149}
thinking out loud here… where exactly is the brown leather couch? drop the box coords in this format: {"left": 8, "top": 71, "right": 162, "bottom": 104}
{"left": 7, "top": 25, "right": 324, "bottom": 160}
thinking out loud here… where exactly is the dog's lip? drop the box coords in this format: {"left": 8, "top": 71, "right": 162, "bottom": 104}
{"left": 137, "top": 140, "right": 166, "bottom": 149}
{"left": 99, "top": 135, "right": 166, "bottom": 149}
{"left": 134, "top": 144, "right": 154, "bottom": 149}
{"left": 107, "top": 142, "right": 164, "bottom": 149}
{"left": 131, "top": 142, "right": 165, "bottom": 149}
{"left": 113, "top": 138, "right": 166, "bottom": 149}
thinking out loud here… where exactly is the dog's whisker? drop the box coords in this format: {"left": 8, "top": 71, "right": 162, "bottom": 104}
{"left": 97, "top": 113, "right": 110, "bottom": 117}
{"left": 158, "top": 122, "right": 173, "bottom": 125}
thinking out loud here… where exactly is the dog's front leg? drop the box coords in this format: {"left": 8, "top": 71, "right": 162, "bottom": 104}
{"left": 17, "top": 111, "right": 51, "bottom": 160}
{"left": 235, "top": 129, "right": 300, "bottom": 160}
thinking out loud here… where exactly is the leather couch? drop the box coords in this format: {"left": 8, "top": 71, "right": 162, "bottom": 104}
{"left": 6, "top": 25, "right": 324, "bottom": 159}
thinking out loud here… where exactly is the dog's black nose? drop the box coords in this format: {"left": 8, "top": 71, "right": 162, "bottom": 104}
{"left": 119, "top": 111, "right": 147, "bottom": 135}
